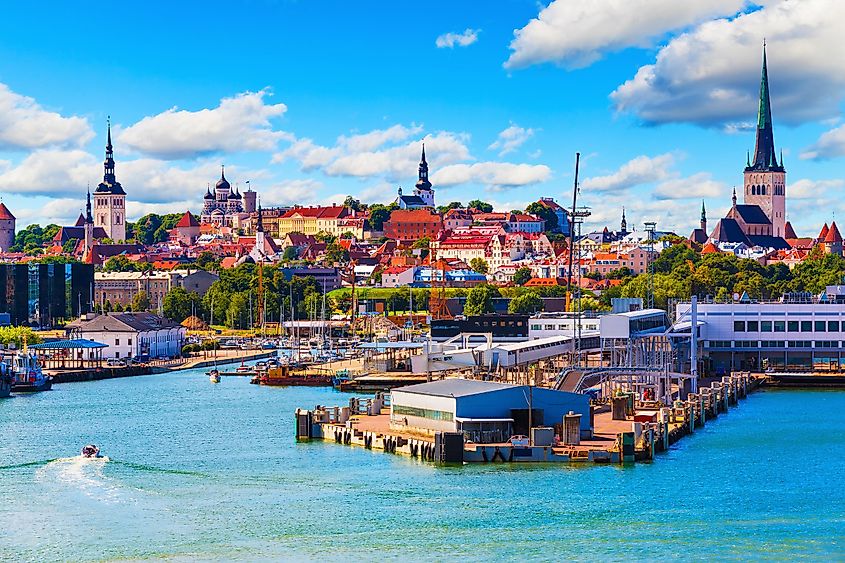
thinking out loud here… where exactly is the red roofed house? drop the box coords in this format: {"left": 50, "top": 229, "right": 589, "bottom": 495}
{"left": 383, "top": 209, "right": 442, "bottom": 245}
{"left": 170, "top": 211, "right": 201, "bottom": 246}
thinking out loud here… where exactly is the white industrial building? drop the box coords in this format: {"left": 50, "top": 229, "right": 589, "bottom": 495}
{"left": 676, "top": 290, "right": 845, "bottom": 373}
{"left": 390, "top": 379, "right": 590, "bottom": 443}
{"left": 528, "top": 313, "right": 600, "bottom": 339}
{"left": 66, "top": 312, "right": 186, "bottom": 360}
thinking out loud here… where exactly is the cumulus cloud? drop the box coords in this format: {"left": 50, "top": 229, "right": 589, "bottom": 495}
{"left": 652, "top": 172, "right": 726, "bottom": 200}
{"left": 611, "top": 0, "right": 845, "bottom": 127}
{"left": 0, "top": 83, "right": 93, "bottom": 150}
{"left": 789, "top": 178, "right": 845, "bottom": 198}
{"left": 119, "top": 89, "right": 288, "bottom": 159}
{"left": 488, "top": 124, "right": 535, "bottom": 156}
{"left": 275, "top": 125, "right": 470, "bottom": 181}
{"left": 581, "top": 153, "right": 675, "bottom": 192}
{"left": 435, "top": 29, "right": 480, "bottom": 49}
{"left": 261, "top": 179, "right": 324, "bottom": 207}
{"left": 505, "top": 0, "right": 749, "bottom": 69}
{"left": 0, "top": 148, "right": 261, "bottom": 205}
{"left": 801, "top": 124, "right": 845, "bottom": 160}
{"left": 433, "top": 162, "right": 551, "bottom": 190}
{"left": 276, "top": 123, "right": 551, "bottom": 190}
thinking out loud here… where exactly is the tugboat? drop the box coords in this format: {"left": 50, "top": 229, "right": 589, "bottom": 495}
{"left": 81, "top": 444, "right": 101, "bottom": 458}
{"left": 10, "top": 349, "right": 51, "bottom": 392}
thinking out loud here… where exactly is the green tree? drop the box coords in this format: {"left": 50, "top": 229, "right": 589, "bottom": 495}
{"left": 132, "top": 291, "right": 151, "bottom": 312}
{"left": 436, "top": 201, "right": 463, "bottom": 213}
{"left": 524, "top": 202, "right": 559, "bottom": 232}
{"left": 508, "top": 291, "right": 543, "bottom": 314}
{"left": 61, "top": 238, "right": 79, "bottom": 254}
{"left": 282, "top": 246, "right": 299, "bottom": 262}
{"left": 469, "top": 257, "right": 489, "bottom": 275}
{"left": 343, "top": 195, "right": 362, "bottom": 211}
{"left": 324, "top": 242, "right": 350, "bottom": 263}
{"left": 366, "top": 203, "right": 397, "bottom": 231}
{"left": 512, "top": 266, "right": 533, "bottom": 286}
{"left": 194, "top": 251, "right": 220, "bottom": 271}
{"left": 102, "top": 256, "right": 142, "bottom": 272}
{"left": 463, "top": 284, "right": 500, "bottom": 315}
{"left": 314, "top": 231, "right": 336, "bottom": 244}
{"left": 162, "top": 287, "right": 202, "bottom": 322}
{"left": 467, "top": 200, "right": 493, "bottom": 213}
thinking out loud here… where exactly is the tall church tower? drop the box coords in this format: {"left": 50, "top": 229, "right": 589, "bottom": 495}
{"left": 413, "top": 144, "right": 435, "bottom": 208}
{"left": 93, "top": 119, "right": 127, "bottom": 241}
{"left": 743, "top": 43, "right": 786, "bottom": 237}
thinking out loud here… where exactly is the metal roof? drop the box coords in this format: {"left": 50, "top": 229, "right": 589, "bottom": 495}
{"left": 393, "top": 378, "right": 517, "bottom": 398}
{"left": 29, "top": 339, "right": 108, "bottom": 350}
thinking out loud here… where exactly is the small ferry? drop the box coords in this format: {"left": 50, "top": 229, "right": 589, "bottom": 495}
{"left": 10, "top": 350, "right": 52, "bottom": 392}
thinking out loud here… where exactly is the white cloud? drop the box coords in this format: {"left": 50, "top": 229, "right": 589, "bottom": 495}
{"left": 488, "top": 124, "right": 535, "bottom": 156}
{"left": 260, "top": 179, "right": 325, "bottom": 207}
{"left": 652, "top": 172, "right": 726, "bottom": 200}
{"left": 435, "top": 29, "right": 480, "bottom": 49}
{"left": 581, "top": 153, "right": 675, "bottom": 192}
{"left": 789, "top": 178, "right": 845, "bottom": 199}
{"left": 119, "top": 89, "right": 288, "bottom": 159}
{"left": 0, "top": 149, "right": 263, "bottom": 205}
{"left": 801, "top": 124, "right": 845, "bottom": 160}
{"left": 0, "top": 83, "right": 93, "bottom": 150}
{"left": 611, "top": 0, "right": 845, "bottom": 126}
{"left": 433, "top": 162, "right": 551, "bottom": 190}
{"left": 505, "top": 0, "right": 749, "bottom": 69}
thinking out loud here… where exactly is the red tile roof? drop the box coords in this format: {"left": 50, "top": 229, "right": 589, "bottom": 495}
{"left": 0, "top": 202, "right": 15, "bottom": 221}
{"left": 175, "top": 211, "right": 200, "bottom": 228}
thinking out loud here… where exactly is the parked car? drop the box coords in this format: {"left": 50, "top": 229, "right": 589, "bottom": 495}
{"left": 105, "top": 358, "right": 126, "bottom": 367}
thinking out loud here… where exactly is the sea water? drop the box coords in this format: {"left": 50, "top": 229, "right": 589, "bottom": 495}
{"left": 1, "top": 368, "right": 844, "bottom": 561}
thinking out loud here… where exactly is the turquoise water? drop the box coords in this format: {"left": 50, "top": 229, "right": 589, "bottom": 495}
{"left": 2, "top": 368, "right": 844, "bottom": 562}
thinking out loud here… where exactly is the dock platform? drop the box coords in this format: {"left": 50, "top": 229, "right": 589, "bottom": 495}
{"left": 296, "top": 372, "right": 762, "bottom": 464}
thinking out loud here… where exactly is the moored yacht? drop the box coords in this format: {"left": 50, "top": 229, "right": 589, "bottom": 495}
{"left": 10, "top": 350, "right": 52, "bottom": 392}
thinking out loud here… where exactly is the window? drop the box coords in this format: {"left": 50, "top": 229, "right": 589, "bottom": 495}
{"left": 128, "top": 338, "right": 132, "bottom": 346}
{"left": 761, "top": 321, "right": 772, "bottom": 332}
{"left": 788, "top": 321, "right": 799, "bottom": 332}
{"left": 815, "top": 321, "right": 826, "bottom": 332}
{"left": 829, "top": 321, "right": 840, "bottom": 332}
{"left": 747, "top": 320, "right": 759, "bottom": 332}
{"left": 115, "top": 338, "right": 120, "bottom": 345}
{"left": 734, "top": 321, "right": 745, "bottom": 332}
{"left": 774, "top": 321, "right": 785, "bottom": 332}
{"left": 801, "top": 321, "right": 812, "bottom": 332}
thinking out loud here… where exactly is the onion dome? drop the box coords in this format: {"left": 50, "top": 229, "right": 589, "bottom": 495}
{"left": 203, "top": 185, "right": 214, "bottom": 200}
{"left": 230, "top": 187, "right": 242, "bottom": 200}
{"left": 215, "top": 166, "right": 230, "bottom": 190}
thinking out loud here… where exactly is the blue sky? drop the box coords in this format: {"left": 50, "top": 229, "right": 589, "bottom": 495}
{"left": 0, "top": 0, "right": 844, "bottom": 237}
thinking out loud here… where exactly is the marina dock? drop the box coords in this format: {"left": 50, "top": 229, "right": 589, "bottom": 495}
{"left": 296, "top": 372, "right": 762, "bottom": 464}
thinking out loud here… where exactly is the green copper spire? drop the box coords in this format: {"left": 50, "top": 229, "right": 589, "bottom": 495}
{"left": 757, "top": 42, "right": 772, "bottom": 131}
{"left": 748, "top": 41, "right": 781, "bottom": 171}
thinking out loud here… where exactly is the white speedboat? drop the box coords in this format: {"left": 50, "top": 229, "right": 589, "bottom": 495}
{"left": 81, "top": 444, "right": 101, "bottom": 458}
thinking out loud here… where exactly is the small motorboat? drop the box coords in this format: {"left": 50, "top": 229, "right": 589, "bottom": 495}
{"left": 235, "top": 365, "right": 253, "bottom": 374}
{"left": 81, "top": 444, "right": 101, "bottom": 458}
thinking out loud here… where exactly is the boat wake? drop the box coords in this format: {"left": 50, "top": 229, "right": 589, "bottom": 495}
{"left": 35, "top": 455, "right": 132, "bottom": 504}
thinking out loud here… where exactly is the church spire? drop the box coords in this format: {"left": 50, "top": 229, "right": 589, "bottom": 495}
{"left": 86, "top": 186, "right": 93, "bottom": 223}
{"left": 732, "top": 187, "right": 737, "bottom": 207}
{"left": 700, "top": 200, "right": 707, "bottom": 231}
{"left": 256, "top": 199, "right": 264, "bottom": 233}
{"left": 748, "top": 41, "right": 781, "bottom": 172}
{"left": 415, "top": 142, "right": 432, "bottom": 191}
{"left": 103, "top": 117, "right": 116, "bottom": 185}
{"left": 620, "top": 207, "right": 627, "bottom": 232}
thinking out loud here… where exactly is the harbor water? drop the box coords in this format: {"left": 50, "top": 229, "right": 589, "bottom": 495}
{"left": 2, "top": 367, "right": 844, "bottom": 561}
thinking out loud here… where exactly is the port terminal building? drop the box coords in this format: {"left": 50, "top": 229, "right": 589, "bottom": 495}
{"left": 675, "top": 289, "right": 845, "bottom": 373}
{"left": 390, "top": 379, "right": 590, "bottom": 443}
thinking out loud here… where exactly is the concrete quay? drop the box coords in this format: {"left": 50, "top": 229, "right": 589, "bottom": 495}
{"left": 295, "top": 372, "right": 762, "bottom": 464}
